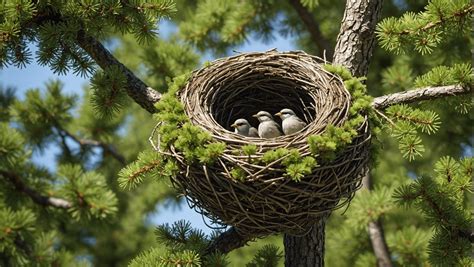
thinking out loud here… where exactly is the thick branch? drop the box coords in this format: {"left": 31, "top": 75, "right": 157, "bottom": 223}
{"left": 25, "top": 6, "right": 161, "bottom": 114}
{"left": 0, "top": 170, "right": 72, "bottom": 209}
{"left": 372, "top": 84, "right": 472, "bottom": 109}
{"left": 76, "top": 30, "right": 161, "bottom": 113}
{"left": 288, "top": 0, "right": 333, "bottom": 58}
{"left": 203, "top": 227, "right": 254, "bottom": 255}
{"left": 333, "top": 0, "right": 383, "bottom": 77}
{"left": 58, "top": 127, "right": 126, "bottom": 165}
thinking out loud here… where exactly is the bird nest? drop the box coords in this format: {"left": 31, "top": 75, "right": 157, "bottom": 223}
{"left": 160, "top": 51, "right": 371, "bottom": 236}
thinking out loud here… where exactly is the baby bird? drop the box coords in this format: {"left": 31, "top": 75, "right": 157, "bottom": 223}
{"left": 275, "top": 108, "right": 307, "bottom": 135}
{"left": 252, "top": 111, "right": 282, "bottom": 138}
{"left": 231, "top": 118, "right": 259, "bottom": 137}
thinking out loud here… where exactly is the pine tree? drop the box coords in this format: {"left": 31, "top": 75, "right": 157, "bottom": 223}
{"left": 1, "top": 0, "right": 472, "bottom": 266}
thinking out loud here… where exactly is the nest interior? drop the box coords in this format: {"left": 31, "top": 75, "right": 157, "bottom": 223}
{"left": 170, "top": 51, "right": 370, "bottom": 236}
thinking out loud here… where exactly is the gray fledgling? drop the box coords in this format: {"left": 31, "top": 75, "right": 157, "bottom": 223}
{"left": 231, "top": 118, "right": 259, "bottom": 137}
{"left": 252, "top": 111, "right": 282, "bottom": 138}
{"left": 275, "top": 108, "right": 307, "bottom": 135}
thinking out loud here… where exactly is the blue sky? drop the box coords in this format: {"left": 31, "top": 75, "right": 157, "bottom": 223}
{"left": 1, "top": 21, "right": 297, "bottom": 234}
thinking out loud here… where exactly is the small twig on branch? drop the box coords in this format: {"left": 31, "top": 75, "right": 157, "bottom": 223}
{"left": 56, "top": 126, "right": 126, "bottom": 165}
{"left": 0, "top": 170, "right": 72, "bottom": 209}
{"left": 203, "top": 227, "right": 254, "bottom": 255}
{"left": 288, "top": 0, "right": 333, "bottom": 58}
{"left": 372, "top": 84, "right": 472, "bottom": 109}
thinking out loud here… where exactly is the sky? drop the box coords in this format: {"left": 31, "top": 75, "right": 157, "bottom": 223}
{"left": 0, "top": 20, "right": 297, "bottom": 234}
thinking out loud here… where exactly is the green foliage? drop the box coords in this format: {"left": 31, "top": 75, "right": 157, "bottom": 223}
{"left": 385, "top": 104, "right": 440, "bottom": 160}
{"left": 346, "top": 186, "right": 395, "bottom": 230}
{"left": 414, "top": 63, "right": 473, "bottom": 88}
{"left": 90, "top": 65, "right": 129, "bottom": 118}
{"left": 376, "top": 0, "right": 473, "bottom": 55}
{"left": 130, "top": 220, "right": 229, "bottom": 266}
{"left": 393, "top": 157, "right": 473, "bottom": 266}
{"left": 11, "top": 80, "right": 76, "bottom": 148}
{"left": 0, "top": 86, "right": 15, "bottom": 122}
{"left": 178, "top": 0, "right": 276, "bottom": 54}
{"left": 261, "top": 148, "right": 289, "bottom": 164}
{"left": 0, "top": 123, "right": 27, "bottom": 169}
{"left": 245, "top": 244, "right": 282, "bottom": 267}
{"left": 230, "top": 167, "right": 247, "bottom": 181}
{"left": 241, "top": 144, "right": 258, "bottom": 156}
{"left": 57, "top": 164, "right": 118, "bottom": 220}
{"left": 118, "top": 150, "right": 174, "bottom": 190}
{"left": 381, "top": 65, "right": 414, "bottom": 93}
{"left": 387, "top": 226, "right": 431, "bottom": 266}
{"left": 261, "top": 148, "right": 318, "bottom": 181}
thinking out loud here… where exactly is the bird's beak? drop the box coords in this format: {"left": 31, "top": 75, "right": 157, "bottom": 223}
{"left": 275, "top": 112, "right": 282, "bottom": 117}
{"left": 230, "top": 123, "right": 237, "bottom": 128}
{"left": 252, "top": 114, "right": 258, "bottom": 118}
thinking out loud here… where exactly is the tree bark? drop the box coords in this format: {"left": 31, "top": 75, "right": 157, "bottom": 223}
{"left": 203, "top": 227, "right": 254, "bottom": 255}
{"left": 372, "top": 84, "right": 472, "bottom": 109}
{"left": 76, "top": 30, "right": 161, "bottom": 113}
{"left": 333, "top": 0, "right": 383, "bottom": 77}
{"left": 284, "top": 215, "right": 328, "bottom": 267}
{"left": 284, "top": 0, "right": 384, "bottom": 266}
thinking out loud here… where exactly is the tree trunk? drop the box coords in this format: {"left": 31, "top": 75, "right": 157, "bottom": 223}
{"left": 284, "top": 215, "right": 328, "bottom": 266}
{"left": 283, "top": 0, "right": 383, "bottom": 266}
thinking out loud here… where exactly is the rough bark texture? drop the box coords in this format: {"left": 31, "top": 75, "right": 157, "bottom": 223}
{"left": 333, "top": 0, "right": 383, "bottom": 77}
{"left": 76, "top": 30, "right": 161, "bottom": 114}
{"left": 204, "top": 227, "right": 254, "bottom": 255}
{"left": 284, "top": 216, "right": 328, "bottom": 267}
{"left": 288, "top": 0, "right": 333, "bottom": 58}
{"left": 372, "top": 84, "right": 472, "bottom": 109}
{"left": 283, "top": 0, "right": 384, "bottom": 266}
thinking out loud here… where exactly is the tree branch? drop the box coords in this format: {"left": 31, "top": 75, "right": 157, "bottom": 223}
{"left": 288, "top": 0, "right": 333, "bottom": 58}
{"left": 203, "top": 227, "right": 254, "bottom": 255}
{"left": 362, "top": 170, "right": 393, "bottom": 267}
{"left": 75, "top": 30, "right": 161, "bottom": 113}
{"left": 0, "top": 170, "right": 72, "bottom": 209}
{"left": 57, "top": 126, "right": 126, "bottom": 165}
{"left": 372, "top": 84, "right": 472, "bottom": 109}
{"left": 368, "top": 219, "right": 392, "bottom": 267}
{"left": 25, "top": 6, "right": 161, "bottom": 114}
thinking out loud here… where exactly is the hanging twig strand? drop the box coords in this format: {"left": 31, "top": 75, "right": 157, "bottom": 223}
{"left": 158, "top": 51, "right": 371, "bottom": 236}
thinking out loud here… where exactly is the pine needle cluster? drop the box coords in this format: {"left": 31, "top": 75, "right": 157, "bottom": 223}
{"left": 0, "top": 0, "right": 176, "bottom": 117}
{"left": 0, "top": 82, "right": 118, "bottom": 265}
{"left": 393, "top": 156, "right": 473, "bottom": 266}
{"left": 376, "top": 0, "right": 473, "bottom": 55}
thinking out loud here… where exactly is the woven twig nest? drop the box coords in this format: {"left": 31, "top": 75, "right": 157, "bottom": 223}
{"left": 165, "top": 51, "right": 370, "bottom": 236}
